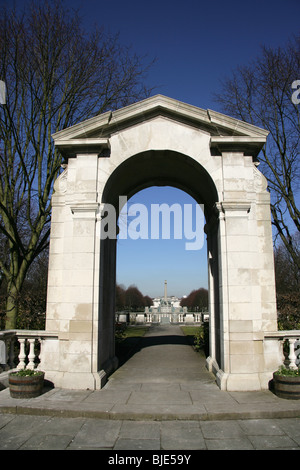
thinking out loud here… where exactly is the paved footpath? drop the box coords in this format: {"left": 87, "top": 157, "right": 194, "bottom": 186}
{"left": 1, "top": 324, "right": 300, "bottom": 451}
{"left": 1, "top": 412, "right": 300, "bottom": 450}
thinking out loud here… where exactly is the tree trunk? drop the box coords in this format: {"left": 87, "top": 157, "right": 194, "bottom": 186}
{"left": 5, "top": 258, "right": 28, "bottom": 329}
{"left": 5, "top": 283, "right": 19, "bottom": 329}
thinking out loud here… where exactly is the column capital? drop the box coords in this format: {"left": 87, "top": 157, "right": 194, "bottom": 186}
{"left": 215, "top": 201, "right": 251, "bottom": 217}
{"left": 70, "top": 202, "right": 99, "bottom": 219}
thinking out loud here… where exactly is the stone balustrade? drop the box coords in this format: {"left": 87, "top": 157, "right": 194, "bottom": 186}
{"left": 1, "top": 328, "right": 299, "bottom": 390}
{"left": 0, "top": 330, "right": 15, "bottom": 371}
{"left": 0, "top": 330, "right": 58, "bottom": 372}
{"left": 264, "top": 331, "right": 300, "bottom": 370}
{"left": 116, "top": 312, "right": 209, "bottom": 324}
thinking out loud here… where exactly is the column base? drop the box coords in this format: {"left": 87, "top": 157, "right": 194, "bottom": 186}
{"left": 44, "top": 371, "right": 101, "bottom": 390}
{"left": 206, "top": 356, "right": 270, "bottom": 391}
{"left": 43, "top": 356, "right": 119, "bottom": 390}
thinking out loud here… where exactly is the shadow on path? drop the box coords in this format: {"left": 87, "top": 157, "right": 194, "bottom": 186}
{"left": 115, "top": 325, "right": 203, "bottom": 367}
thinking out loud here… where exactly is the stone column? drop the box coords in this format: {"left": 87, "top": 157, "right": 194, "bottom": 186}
{"left": 217, "top": 201, "right": 257, "bottom": 390}
{"left": 206, "top": 151, "right": 277, "bottom": 391}
{"left": 212, "top": 195, "right": 277, "bottom": 391}
{"left": 44, "top": 154, "right": 103, "bottom": 389}
{"left": 205, "top": 211, "right": 222, "bottom": 376}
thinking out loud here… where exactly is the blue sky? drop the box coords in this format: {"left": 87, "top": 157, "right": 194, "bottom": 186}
{"left": 11, "top": 0, "right": 300, "bottom": 298}
{"left": 117, "top": 187, "right": 207, "bottom": 298}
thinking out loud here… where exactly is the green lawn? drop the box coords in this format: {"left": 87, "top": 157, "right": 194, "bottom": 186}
{"left": 181, "top": 325, "right": 209, "bottom": 356}
{"left": 123, "top": 326, "right": 150, "bottom": 337}
{"left": 115, "top": 325, "right": 150, "bottom": 365}
{"left": 180, "top": 326, "right": 200, "bottom": 337}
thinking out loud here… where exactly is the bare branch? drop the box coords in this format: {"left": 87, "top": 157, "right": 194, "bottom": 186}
{"left": 0, "top": 0, "right": 155, "bottom": 328}
{"left": 214, "top": 36, "right": 300, "bottom": 272}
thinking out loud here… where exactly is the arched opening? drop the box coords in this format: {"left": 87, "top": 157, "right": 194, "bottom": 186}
{"left": 98, "top": 150, "right": 220, "bottom": 378}
{"left": 101, "top": 150, "right": 218, "bottom": 217}
{"left": 116, "top": 186, "right": 208, "bottom": 301}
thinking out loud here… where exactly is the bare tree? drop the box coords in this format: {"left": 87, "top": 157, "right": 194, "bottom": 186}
{"left": 180, "top": 288, "right": 208, "bottom": 311}
{"left": 0, "top": 0, "right": 154, "bottom": 329}
{"left": 214, "top": 37, "right": 300, "bottom": 272}
{"left": 125, "top": 285, "right": 146, "bottom": 311}
{"left": 274, "top": 233, "right": 300, "bottom": 292}
{"left": 275, "top": 234, "right": 300, "bottom": 330}
{"left": 116, "top": 284, "right": 126, "bottom": 311}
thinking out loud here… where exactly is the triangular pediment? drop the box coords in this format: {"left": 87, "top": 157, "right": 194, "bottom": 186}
{"left": 52, "top": 95, "right": 268, "bottom": 157}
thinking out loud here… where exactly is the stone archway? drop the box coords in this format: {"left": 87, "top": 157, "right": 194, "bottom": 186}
{"left": 43, "top": 95, "right": 278, "bottom": 391}
{"left": 99, "top": 149, "right": 219, "bottom": 386}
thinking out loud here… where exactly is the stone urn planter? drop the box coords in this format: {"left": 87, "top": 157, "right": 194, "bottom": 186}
{"left": 9, "top": 369, "right": 45, "bottom": 399}
{"left": 273, "top": 367, "right": 300, "bottom": 400}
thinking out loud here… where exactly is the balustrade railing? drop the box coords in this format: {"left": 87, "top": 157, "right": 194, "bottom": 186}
{"left": 0, "top": 330, "right": 58, "bottom": 373}
{"left": 264, "top": 330, "right": 300, "bottom": 370}
{"left": 0, "top": 331, "right": 15, "bottom": 371}
{"left": 2, "top": 328, "right": 299, "bottom": 381}
{"left": 116, "top": 312, "right": 208, "bottom": 324}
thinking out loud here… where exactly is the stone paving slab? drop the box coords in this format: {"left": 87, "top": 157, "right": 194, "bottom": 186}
{"left": 2, "top": 383, "right": 300, "bottom": 422}
{"left": 127, "top": 390, "right": 192, "bottom": 405}
{"left": 1, "top": 413, "right": 300, "bottom": 450}
{"left": 1, "top": 323, "right": 300, "bottom": 453}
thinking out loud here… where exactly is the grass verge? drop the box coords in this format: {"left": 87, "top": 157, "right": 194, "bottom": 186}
{"left": 181, "top": 325, "right": 209, "bottom": 356}
{"left": 115, "top": 325, "right": 150, "bottom": 365}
